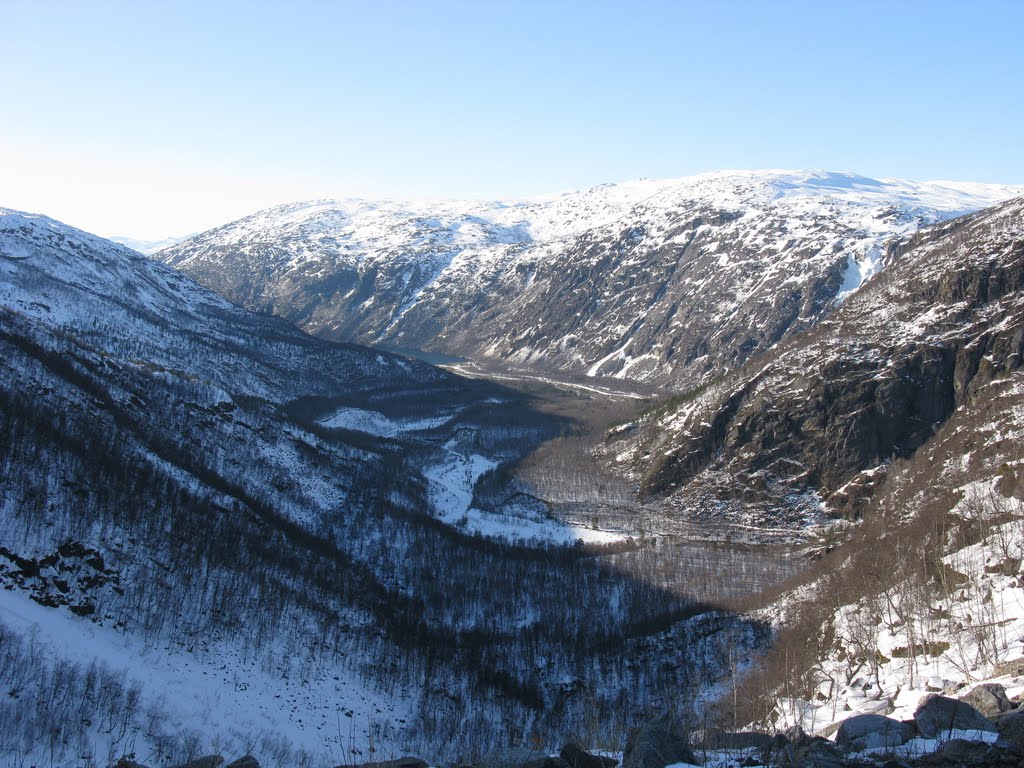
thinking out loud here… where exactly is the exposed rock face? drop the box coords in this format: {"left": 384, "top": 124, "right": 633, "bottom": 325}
{"left": 606, "top": 196, "right": 1024, "bottom": 523}
{"left": 158, "top": 172, "right": 1019, "bottom": 391}
{"left": 913, "top": 694, "right": 998, "bottom": 739}
{"left": 622, "top": 711, "right": 697, "bottom": 768}
{"left": 835, "top": 714, "right": 916, "bottom": 751}
{"left": 0, "top": 540, "right": 120, "bottom": 619}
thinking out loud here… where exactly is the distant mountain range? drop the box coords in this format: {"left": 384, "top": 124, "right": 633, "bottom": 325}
{"left": 158, "top": 170, "right": 1024, "bottom": 389}
{"left": 110, "top": 233, "right": 193, "bottom": 254}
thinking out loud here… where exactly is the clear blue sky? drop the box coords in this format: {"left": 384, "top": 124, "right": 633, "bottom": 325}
{"left": 2, "top": 0, "right": 1021, "bottom": 238}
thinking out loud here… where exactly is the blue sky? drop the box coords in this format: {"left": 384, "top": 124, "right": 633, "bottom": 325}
{"left": 2, "top": 0, "right": 1021, "bottom": 238}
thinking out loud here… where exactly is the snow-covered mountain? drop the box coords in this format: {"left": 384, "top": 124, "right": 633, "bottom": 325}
{"left": 603, "top": 195, "right": 1024, "bottom": 530}
{"left": 158, "top": 171, "right": 1024, "bottom": 389}
{"left": 0, "top": 208, "right": 770, "bottom": 766}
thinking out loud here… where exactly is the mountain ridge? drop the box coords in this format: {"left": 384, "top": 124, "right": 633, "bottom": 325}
{"left": 158, "top": 170, "right": 1024, "bottom": 391}
{"left": 603, "top": 195, "right": 1024, "bottom": 527}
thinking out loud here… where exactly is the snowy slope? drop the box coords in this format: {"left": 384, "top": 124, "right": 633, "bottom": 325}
{"left": 159, "top": 171, "right": 1024, "bottom": 389}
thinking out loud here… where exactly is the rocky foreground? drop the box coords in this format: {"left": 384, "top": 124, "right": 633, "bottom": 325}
{"left": 108, "top": 685, "right": 1024, "bottom": 768}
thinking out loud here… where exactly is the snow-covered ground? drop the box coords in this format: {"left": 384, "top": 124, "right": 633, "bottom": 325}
{"left": 318, "top": 405, "right": 629, "bottom": 546}
{"left": 771, "top": 483, "right": 1024, "bottom": 745}
{"left": 319, "top": 405, "right": 456, "bottom": 436}
{"left": 0, "top": 586, "right": 417, "bottom": 767}
{"left": 423, "top": 440, "right": 627, "bottom": 546}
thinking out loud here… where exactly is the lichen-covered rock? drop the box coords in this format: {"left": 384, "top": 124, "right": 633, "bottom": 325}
{"left": 961, "top": 683, "right": 1013, "bottom": 719}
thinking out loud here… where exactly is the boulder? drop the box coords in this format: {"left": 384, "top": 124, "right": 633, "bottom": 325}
{"left": 477, "top": 749, "right": 567, "bottom": 768}
{"left": 934, "top": 738, "right": 1022, "bottom": 766}
{"left": 692, "top": 727, "right": 772, "bottom": 751}
{"left": 344, "top": 760, "right": 427, "bottom": 768}
{"left": 623, "top": 711, "right": 697, "bottom": 768}
{"left": 835, "top": 714, "right": 916, "bottom": 752}
{"left": 961, "top": 683, "right": 1013, "bottom": 719}
{"left": 559, "top": 738, "right": 617, "bottom": 768}
{"left": 912, "top": 694, "right": 998, "bottom": 739}
{"left": 225, "top": 759, "right": 260, "bottom": 768}
{"left": 857, "top": 697, "right": 895, "bottom": 716}
{"left": 769, "top": 735, "right": 846, "bottom": 768}
{"left": 168, "top": 758, "right": 224, "bottom": 768}
{"left": 994, "top": 708, "right": 1024, "bottom": 747}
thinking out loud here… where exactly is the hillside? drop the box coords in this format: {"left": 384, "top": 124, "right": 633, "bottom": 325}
{"left": 0, "top": 209, "right": 778, "bottom": 766}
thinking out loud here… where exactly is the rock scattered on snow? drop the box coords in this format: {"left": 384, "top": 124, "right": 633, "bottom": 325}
{"left": 960, "top": 683, "right": 1014, "bottom": 719}
{"left": 912, "top": 694, "right": 998, "bottom": 740}
{"left": 835, "top": 713, "right": 916, "bottom": 752}
{"left": 559, "top": 737, "right": 618, "bottom": 768}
